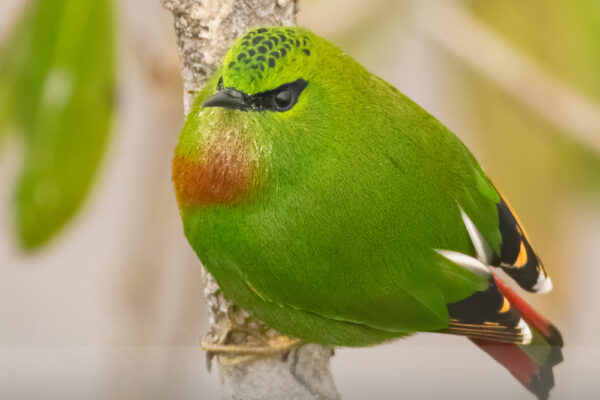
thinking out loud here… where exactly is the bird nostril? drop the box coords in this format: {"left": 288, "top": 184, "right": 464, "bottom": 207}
{"left": 229, "top": 90, "right": 244, "bottom": 99}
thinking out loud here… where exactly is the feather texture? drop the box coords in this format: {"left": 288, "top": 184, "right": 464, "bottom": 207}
{"left": 173, "top": 26, "right": 562, "bottom": 397}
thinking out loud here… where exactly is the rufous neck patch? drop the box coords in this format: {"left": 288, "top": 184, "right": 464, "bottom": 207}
{"left": 172, "top": 145, "right": 255, "bottom": 207}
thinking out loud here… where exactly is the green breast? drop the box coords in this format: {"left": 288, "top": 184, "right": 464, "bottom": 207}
{"left": 181, "top": 96, "right": 495, "bottom": 346}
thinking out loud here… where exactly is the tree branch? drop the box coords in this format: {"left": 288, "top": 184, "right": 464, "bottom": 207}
{"left": 160, "top": 1, "right": 340, "bottom": 398}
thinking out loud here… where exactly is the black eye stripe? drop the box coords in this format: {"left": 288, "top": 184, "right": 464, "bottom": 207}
{"left": 221, "top": 79, "right": 308, "bottom": 113}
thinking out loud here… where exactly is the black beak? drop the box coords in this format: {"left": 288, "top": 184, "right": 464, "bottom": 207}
{"left": 203, "top": 88, "right": 249, "bottom": 111}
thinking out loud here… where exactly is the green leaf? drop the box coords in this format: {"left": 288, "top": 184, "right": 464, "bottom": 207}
{"left": 2, "top": 0, "right": 115, "bottom": 249}
{"left": 0, "top": 6, "right": 33, "bottom": 143}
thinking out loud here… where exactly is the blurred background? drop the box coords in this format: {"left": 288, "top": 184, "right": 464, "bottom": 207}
{"left": 0, "top": 0, "right": 598, "bottom": 399}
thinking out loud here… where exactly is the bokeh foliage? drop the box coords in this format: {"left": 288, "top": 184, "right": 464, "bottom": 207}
{"left": 0, "top": 0, "right": 115, "bottom": 249}
{"left": 463, "top": 0, "right": 600, "bottom": 193}
{"left": 465, "top": 0, "right": 600, "bottom": 101}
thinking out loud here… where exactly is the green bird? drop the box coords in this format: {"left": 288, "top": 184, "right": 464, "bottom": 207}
{"left": 172, "top": 27, "right": 563, "bottom": 399}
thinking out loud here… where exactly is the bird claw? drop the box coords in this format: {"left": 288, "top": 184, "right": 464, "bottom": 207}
{"left": 202, "top": 328, "right": 301, "bottom": 368}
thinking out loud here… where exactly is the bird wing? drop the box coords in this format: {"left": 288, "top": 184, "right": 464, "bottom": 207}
{"left": 491, "top": 191, "right": 552, "bottom": 293}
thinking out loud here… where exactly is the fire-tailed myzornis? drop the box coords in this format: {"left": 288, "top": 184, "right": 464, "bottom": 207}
{"left": 172, "top": 27, "right": 563, "bottom": 399}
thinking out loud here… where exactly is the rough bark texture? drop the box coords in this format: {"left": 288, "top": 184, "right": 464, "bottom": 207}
{"left": 160, "top": 1, "right": 340, "bottom": 399}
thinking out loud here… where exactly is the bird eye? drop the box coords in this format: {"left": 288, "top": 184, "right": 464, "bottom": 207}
{"left": 236, "top": 79, "right": 307, "bottom": 112}
{"left": 273, "top": 89, "right": 294, "bottom": 110}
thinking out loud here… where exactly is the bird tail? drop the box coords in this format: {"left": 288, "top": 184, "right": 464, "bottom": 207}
{"left": 471, "top": 276, "right": 563, "bottom": 400}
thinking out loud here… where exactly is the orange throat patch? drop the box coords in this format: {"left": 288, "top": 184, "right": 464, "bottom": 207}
{"left": 172, "top": 146, "right": 255, "bottom": 207}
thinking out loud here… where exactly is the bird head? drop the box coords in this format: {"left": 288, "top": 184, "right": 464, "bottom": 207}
{"left": 207, "top": 26, "right": 314, "bottom": 111}
{"left": 172, "top": 26, "right": 369, "bottom": 209}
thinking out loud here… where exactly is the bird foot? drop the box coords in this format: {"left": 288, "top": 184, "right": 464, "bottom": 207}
{"left": 202, "top": 326, "right": 301, "bottom": 368}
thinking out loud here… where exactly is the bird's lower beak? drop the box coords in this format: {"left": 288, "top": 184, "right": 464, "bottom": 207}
{"left": 203, "top": 88, "right": 249, "bottom": 111}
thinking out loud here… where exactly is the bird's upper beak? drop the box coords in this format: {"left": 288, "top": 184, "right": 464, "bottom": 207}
{"left": 203, "top": 88, "right": 249, "bottom": 111}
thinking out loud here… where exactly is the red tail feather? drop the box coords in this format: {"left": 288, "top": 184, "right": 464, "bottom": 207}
{"left": 471, "top": 339, "right": 553, "bottom": 400}
{"left": 470, "top": 275, "right": 563, "bottom": 399}
{"left": 493, "top": 275, "right": 563, "bottom": 346}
